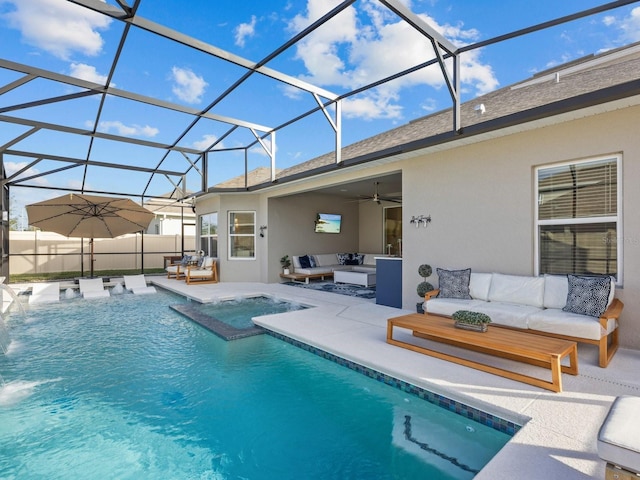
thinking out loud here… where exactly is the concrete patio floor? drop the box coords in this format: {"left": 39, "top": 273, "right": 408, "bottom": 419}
{"left": 152, "top": 277, "right": 640, "bottom": 479}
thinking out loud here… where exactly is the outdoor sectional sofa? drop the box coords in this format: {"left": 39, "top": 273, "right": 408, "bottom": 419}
{"left": 423, "top": 270, "right": 624, "bottom": 367}
{"left": 291, "top": 253, "right": 381, "bottom": 286}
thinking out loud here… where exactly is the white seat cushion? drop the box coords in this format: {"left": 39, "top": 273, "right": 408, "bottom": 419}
{"left": 488, "top": 273, "right": 545, "bottom": 308}
{"left": 472, "top": 302, "right": 541, "bottom": 329}
{"left": 295, "top": 266, "right": 335, "bottom": 275}
{"left": 188, "top": 268, "right": 215, "bottom": 278}
{"left": 598, "top": 396, "right": 640, "bottom": 473}
{"left": 315, "top": 253, "right": 338, "bottom": 267}
{"left": 469, "top": 273, "right": 492, "bottom": 301}
{"left": 526, "top": 308, "right": 614, "bottom": 341}
{"left": 424, "top": 298, "right": 485, "bottom": 317}
{"left": 543, "top": 274, "right": 569, "bottom": 309}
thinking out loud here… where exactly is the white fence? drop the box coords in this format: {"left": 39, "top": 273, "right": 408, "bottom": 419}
{"left": 9, "top": 231, "right": 196, "bottom": 275}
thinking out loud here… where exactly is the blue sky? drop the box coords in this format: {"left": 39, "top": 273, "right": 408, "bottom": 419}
{"left": 1, "top": 0, "right": 639, "bottom": 223}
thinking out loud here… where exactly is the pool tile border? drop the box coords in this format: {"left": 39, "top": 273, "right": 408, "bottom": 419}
{"left": 267, "top": 330, "right": 521, "bottom": 436}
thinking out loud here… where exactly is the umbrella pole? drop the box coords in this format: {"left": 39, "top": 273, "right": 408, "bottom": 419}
{"left": 90, "top": 238, "right": 94, "bottom": 278}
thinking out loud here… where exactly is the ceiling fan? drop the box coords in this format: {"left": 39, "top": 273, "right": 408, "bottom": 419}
{"left": 358, "top": 182, "right": 402, "bottom": 204}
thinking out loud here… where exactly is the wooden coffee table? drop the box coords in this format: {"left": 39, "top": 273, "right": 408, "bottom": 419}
{"left": 279, "top": 272, "right": 333, "bottom": 284}
{"left": 387, "top": 313, "right": 578, "bottom": 392}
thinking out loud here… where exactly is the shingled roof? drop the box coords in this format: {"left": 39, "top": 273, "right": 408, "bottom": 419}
{"left": 274, "top": 41, "right": 640, "bottom": 181}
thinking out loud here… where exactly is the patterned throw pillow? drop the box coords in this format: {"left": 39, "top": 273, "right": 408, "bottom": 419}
{"left": 336, "top": 253, "right": 351, "bottom": 265}
{"left": 436, "top": 268, "right": 472, "bottom": 299}
{"left": 353, "top": 253, "right": 365, "bottom": 265}
{"left": 563, "top": 275, "right": 612, "bottom": 317}
{"left": 308, "top": 255, "right": 317, "bottom": 268}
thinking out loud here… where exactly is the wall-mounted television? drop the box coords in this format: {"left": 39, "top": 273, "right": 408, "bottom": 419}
{"left": 314, "top": 213, "right": 342, "bottom": 234}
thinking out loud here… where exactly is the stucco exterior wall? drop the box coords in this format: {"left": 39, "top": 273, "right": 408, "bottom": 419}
{"left": 401, "top": 105, "right": 640, "bottom": 348}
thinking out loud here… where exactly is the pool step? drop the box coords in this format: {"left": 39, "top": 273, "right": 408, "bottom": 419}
{"left": 169, "top": 304, "right": 265, "bottom": 341}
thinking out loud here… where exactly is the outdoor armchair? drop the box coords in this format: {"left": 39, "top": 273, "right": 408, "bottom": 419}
{"left": 185, "top": 257, "right": 218, "bottom": 285}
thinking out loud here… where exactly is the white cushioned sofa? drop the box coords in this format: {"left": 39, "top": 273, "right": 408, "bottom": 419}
{"left": 291, "top": 253, "right": 380, "bottom": 285}
{"left": 423, "top": 270, "right": 624, "bottom": 367}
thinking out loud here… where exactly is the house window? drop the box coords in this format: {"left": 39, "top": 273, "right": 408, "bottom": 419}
{"left": 535, "top": 155, "right": 621, "bottom": 281}
{"left": 199, "top": 212, "right": 218, "bottom": 257}
{"left": 228, "top": 211, "right": 255, "bottom": 259}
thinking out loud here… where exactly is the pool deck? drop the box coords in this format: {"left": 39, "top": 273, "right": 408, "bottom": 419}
{"left": 17, "top": 277, "right": 639, "bottom": 479}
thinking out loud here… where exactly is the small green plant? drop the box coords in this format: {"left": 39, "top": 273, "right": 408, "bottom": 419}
{"left": 452, "top": 310, "right": 492, "bottom": 325}
{"left": 280, "top": 255, "right": 291, "bottom": 269}
{"left": 416, "top": 263, "right": 434, "bottom": 298}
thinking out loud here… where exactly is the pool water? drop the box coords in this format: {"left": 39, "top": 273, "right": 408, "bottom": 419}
{"left": 0, "top": 290, "right": 511, "bottom": 479}
{"left": 194, "top": 296, "right": 308, "bottom": 329}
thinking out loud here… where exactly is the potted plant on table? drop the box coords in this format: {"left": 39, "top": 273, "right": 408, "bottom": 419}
{"left": 452, "top": 310, "right": 492, "bottom": 332}
{"left": 416, "top": 263, "right": 434, "bottom": 313}
{"left": 280, "top": 255, "right": 292, "bottom": 275}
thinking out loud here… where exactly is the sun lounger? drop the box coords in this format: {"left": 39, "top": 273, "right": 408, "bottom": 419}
{"left": 29, "top": 282, "right": 61, "bottom": 304}
{"left": 123, "top": 274, "right": 157, "bottom": 295}
{"left": 79, "top": 278, "right": 110, "bottom": 298}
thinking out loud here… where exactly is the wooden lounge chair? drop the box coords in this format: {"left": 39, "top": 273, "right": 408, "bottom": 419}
{"left": 123, "top": 274, "right": 157, "bottom": 295}
{"left": 165, "top": 255, "right": 192, "bottom": 279}
{"left": 29, "top": 282, "right": 60, "bottom": 304}
{"left": 79, "top": 278, "right": 110, "bottom": 298}
{"left": 185, "top": 257, "right": 218, "bottom": 285}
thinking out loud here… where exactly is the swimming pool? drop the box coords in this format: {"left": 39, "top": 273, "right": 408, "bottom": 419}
{"left": 0, "top": 290, "right": 511, "bottom": 479}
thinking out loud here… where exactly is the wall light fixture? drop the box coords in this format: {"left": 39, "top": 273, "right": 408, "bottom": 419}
{"left": 410, "top": 215, "right": 431, "bottom": 228}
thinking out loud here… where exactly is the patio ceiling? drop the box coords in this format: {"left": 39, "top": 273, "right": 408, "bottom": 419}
{"left": 1, "top": 0, "right": 639, "bottom": 207}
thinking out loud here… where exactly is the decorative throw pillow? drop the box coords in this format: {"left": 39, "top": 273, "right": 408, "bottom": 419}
{"left": 353, "top": 253, "right": 365, "bottom": 265}
{"left": 336, "top": 253, "right": 351, "bottom": 265}
{"left": 436, "top": 268, "right": 472, "bottom": 299}
{"left": 299, "top": 255, "right": 312, "bottom": 268}
{"left": 308, "top": 255, "right": 317, "bottom": 268}
{"left": 345, "top": 258, "right": 359, "bottom": 265}
{"left": 180, "top": 255, "right": 191, "bottom": 266}
{"left": 563, "top": 274, "right": 612, "bottom": 317}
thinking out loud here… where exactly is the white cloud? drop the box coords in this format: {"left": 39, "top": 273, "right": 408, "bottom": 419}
{"left": 619, "top": 6, "right": 640, "bottom": 42}
{"left": 170, "top": 66, "right": 208, "bottom": 104}
{"left": 601, "top": 7, "right": 640, "bottom": 43}
{"left": 2, "top": 0, "right": 111, "bottom": 60}
{"left": 287, "top": 0, "right": 498, "bottom": 120}
{"left": 193, "top": 134, "right": 225, "bottom": 151}
{"left": 235, "top": 15, "right": 257, "bottom": 47}
{"left": 98, "top": 120, "right": 159, "bottom": 138}
{"left": 4, "top": 162, "right": 49, "bottom": 186}
{"left": 69, "top": 63, "right": 110, "bottom": 85}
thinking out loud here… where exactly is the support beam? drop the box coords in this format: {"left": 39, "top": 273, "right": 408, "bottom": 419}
{"left": 3, "top": 149, "right": 185, "bottom": 177}
{"left": 0, "top": 113, "right": 201, "bottom": 154}
{"left": 313, "top": 94, "right": 343, "bottom": 163}
{"left": 0, "top": 74, "right": 37, "bottom": 95}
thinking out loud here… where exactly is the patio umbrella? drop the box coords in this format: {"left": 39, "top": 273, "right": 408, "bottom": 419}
{"left": 26, "top": 193, "right": 154, "bottom": 277}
